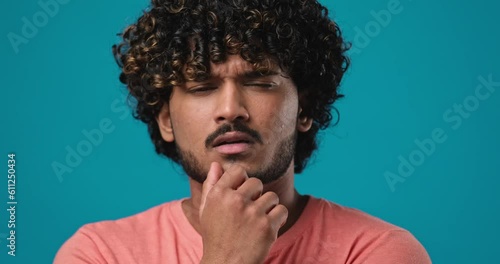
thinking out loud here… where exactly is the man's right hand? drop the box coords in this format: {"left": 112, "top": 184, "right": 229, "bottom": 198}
{"left": 199, "top": 162, "right": 288, "bottom": 264}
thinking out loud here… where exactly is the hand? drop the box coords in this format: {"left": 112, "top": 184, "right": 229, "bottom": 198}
{"left": 199, "top": 162, "right": 288, "bottom": 264}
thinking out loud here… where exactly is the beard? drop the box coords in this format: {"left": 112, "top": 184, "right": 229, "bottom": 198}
{"left": 175, "top": 130, "right": 297, "bottom": 185}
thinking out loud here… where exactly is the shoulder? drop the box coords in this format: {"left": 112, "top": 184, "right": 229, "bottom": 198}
{"left": 54, "top": 199, "right": 183, "bottom": 263}
{"left": 309, "top": 197, "right": 402, "bottom": 234}
{"left": 307, "top": 197, "right": 431, "bottom": 263}
{"left": 350, "top": 228, "right": 432, "bottom": 264}
{"left": 311, "top": 197, "right": 416, "bottom": 234}
{"left": 80, "top": 199, "right": 179, "bottom": 239}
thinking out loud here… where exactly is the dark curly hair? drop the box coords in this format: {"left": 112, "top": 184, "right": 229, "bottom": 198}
{"left": 112, "top": 0, "right": 350, "bottom": 173}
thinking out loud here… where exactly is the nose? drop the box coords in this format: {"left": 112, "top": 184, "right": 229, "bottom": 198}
{"left": 214, "top": 81, "right": 250, "bottom": 123}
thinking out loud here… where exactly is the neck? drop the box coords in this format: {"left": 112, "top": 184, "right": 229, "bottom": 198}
{"left": 181, "top": 163, "right": 308, "bottom": 237}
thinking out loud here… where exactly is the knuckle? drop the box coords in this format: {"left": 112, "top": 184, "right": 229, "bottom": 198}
{"left": 238, "top": 168, "right": 249, "bottom": 179}
{"left": 208, "top": 185, "right": 223, "bottom": 198}
{"left": 227, "top": 165, "right": 247, "bottom": 179}
{"left": 228, "top": 164, "right": 243, "bottom": 174}
{"left": 260, "top": 218, "right": 276, "bottom": 239}
{"left": 266, "top": 191, "right": 279, "bottom": 203}
{"left": 248, "top": 177, "right": 263, "bottom": 188}
{"left": 246, "top": 204, "right": 259, "bottom": 215}
{"left": 276, "top": 204, "right": 288, "bottom": 216}
{"left": 228, "top": 192, "right": 246, "bottom": 208}
{"left": 257, "top": 217, "right": 272, "bottom": 230}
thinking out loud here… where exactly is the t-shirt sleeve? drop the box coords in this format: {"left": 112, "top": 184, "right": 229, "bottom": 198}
{"left": 355, "top": 229, "right": 432, "bottom": 264}
{"left": 53, "top": 225, "right": 107, "bottom": 264}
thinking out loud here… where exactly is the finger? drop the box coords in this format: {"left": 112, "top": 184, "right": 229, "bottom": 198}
{"left": 236, "top": 177, "right": 263, "bottom": 201}
{"left": 267, "top": 204, "right": 288, "bottom": 231}
{"left": 200, "top": 162, "right": 224, "bottom": 215}
{"left": 254, "top": 191, "right": 280, "bottom": 214}
{"left": 217, "top": 164, "right": 248, "bottom": 190}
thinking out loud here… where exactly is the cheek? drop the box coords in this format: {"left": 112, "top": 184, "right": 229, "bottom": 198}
{"left": 170, "top": 108, "right": 210, "bottom": 150}
{"left": 257, "top": 99, "right": 298, "bottom": 142}
{"left": 276, "top": 94, "right": 299, "bottom": 129}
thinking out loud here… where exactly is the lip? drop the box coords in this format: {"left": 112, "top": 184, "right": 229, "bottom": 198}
{"left": 214, "top": 142, "right": 252, "bottom": 155}
{"left": 212, "top": 132, "right": 255, "bottom": 155}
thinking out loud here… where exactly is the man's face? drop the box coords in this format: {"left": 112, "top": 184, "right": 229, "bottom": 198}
{"left": 157, "top": 55, "right": 311, "bottom": 184}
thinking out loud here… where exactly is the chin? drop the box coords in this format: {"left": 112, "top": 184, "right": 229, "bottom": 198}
{"left": 220, "top": 158, "right": 253, "bottom": 169}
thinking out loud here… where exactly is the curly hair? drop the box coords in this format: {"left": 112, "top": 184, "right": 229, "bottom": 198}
{"left": 112, "top": 0, "right": 350, "bottom": 173}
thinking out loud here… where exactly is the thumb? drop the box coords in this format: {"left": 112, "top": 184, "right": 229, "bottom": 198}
{"left": 199, "top": 161, "right": 223, "bottom": 216}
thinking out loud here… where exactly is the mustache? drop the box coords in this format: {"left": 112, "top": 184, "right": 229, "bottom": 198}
{"left": 205, "top": 121, "right": 263, "bottom": 148}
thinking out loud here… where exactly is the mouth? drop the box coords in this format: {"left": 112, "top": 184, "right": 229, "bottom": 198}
{"left": 212, "top": 132, "right": 255, "bottom": 155}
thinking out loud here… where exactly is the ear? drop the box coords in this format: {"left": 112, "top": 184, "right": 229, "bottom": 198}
{"left": 297, "top": 91, "right": 313, "bottom": 132}
{"left": 297, "top": 107, "right": 313, "bottom": 132}
{"left": 156, "top": 104, "right": 175, "bottom": 142}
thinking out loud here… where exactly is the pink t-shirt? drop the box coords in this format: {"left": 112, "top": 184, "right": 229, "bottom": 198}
{"left": 54, "top": 196, "right": 431, "bottom": 263}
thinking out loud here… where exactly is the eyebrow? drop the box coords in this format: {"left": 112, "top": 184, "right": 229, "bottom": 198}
{"left": 241, "top": 70, "right": 280, "bottom": 79}
{"left": 189, "top": 70, "right": 282, "bottom": 83}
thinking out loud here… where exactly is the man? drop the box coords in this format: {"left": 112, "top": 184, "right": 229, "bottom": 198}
{"left": 55, "top": 0, "right": 431, "bottom": 263}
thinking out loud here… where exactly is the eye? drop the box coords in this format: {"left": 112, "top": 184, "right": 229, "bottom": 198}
{"left": 244, "top": 83, "right": 276, "bottom": 89}
{"left": 187, "top": 85, "right": 217, "bottom": 94}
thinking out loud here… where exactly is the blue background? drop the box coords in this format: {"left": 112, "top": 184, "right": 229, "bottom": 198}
{"left": 1, "top": 0, "right": 499, "bottom": 263}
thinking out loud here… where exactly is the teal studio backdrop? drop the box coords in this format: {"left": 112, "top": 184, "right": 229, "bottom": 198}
{"left": 1, "top": 0, "right": 499, "bottom": 263}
